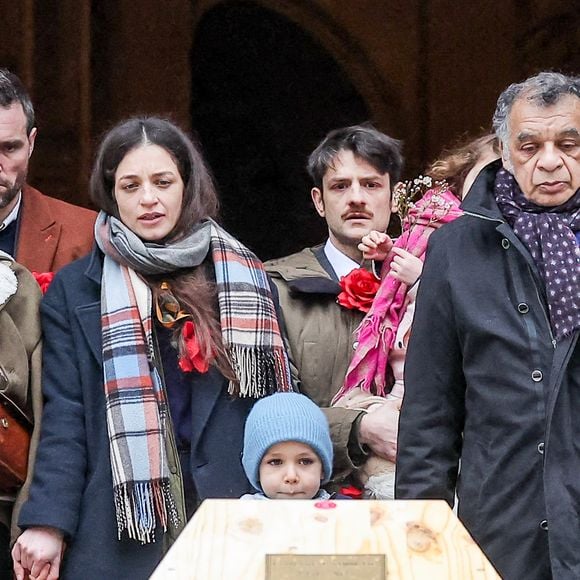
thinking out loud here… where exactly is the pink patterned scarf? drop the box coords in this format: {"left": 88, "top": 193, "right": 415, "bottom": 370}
{"left": 335, "top": 186, "right": 463, "bottom": 400}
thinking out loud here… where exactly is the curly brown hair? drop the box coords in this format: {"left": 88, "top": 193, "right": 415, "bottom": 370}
{"left": 428, "top": 133, "right": 500, "bottom": 196}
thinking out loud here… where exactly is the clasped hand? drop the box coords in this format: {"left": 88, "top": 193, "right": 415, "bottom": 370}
{"left": 12, "top": 527, "right": 64, "bottom": 580}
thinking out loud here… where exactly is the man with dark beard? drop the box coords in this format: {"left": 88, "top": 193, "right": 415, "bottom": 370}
{"left": 0, "top": 68, "right": 95, "bottom": 576}
{"left": 0, "top": 69, "right": 95, "bottom": 273}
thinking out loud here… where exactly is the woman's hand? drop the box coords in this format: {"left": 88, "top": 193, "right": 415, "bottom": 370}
{"left": 389, "top": 248, "right": 423, "bottom": 286}
{"left": 358, "top": 231, "right": 393, "bottom": 261}
{"left": 12, "top": 527, "right": 65, "bottom": 580}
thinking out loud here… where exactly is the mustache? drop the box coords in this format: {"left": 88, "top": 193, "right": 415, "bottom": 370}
{"left": 342, "top": 210, "right": 373, "bottom": 220}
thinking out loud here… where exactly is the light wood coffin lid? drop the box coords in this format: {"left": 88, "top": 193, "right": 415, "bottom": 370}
{"left": 151, "top": 499, "right": 500, "bottom": 579}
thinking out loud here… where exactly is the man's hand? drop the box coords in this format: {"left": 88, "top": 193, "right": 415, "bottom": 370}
{"left": 358, "top": 398, "right": 401, "bottom": 462}
{"left": 12, "top": 526, "right": 64, "bottom": 580}
{"left": 358, "top": 231, "right": 393, "bottom": 261}
{"left": 389, "top": 247, "right": 423, "bottom": 286}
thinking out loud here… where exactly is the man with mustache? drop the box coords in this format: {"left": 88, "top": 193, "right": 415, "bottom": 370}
{"left": 396, "top": 71, "right": 580, "bottom": 579}
{"left": 266, "top": 125, "right": 403, "bottom": 484}
{"left": 0, "top": 69, "right": 95, "bottom": 273}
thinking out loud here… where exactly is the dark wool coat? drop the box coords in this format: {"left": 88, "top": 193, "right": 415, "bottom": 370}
{"left": 19, "top": 248, "right": 255, "bottom": 579}
{"left": 395, "top": 161, "right": 580, "bottom": 580}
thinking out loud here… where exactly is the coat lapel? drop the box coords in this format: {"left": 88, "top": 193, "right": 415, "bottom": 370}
{"left": 75, "top": 249, "right": 103, "bottom": 365}
{"left": 16, "top": 185, "right": 60, "bottom": 272}
{"left": 313, "top": 244, "right": 339, "bottom": 281}
{"left": 75, "top": 302, "right": 103, "bottom": 365}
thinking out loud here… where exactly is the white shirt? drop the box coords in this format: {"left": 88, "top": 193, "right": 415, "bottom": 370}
{"left": 323, "top": 238, "right": 359, "bottom": 280}
{"left": 0, "top": 193, "right": 22, "bottom": 232}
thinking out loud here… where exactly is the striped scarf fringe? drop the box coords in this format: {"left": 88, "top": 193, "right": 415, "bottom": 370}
{"left": 114, "top": 480, "right": 179, "bottom": 544}
{"left": 227, "top": 345, "right": 292, "bottom": 397}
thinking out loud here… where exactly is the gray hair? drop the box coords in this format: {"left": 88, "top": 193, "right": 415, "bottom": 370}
{"left": 492, "top": 71, "right": 580, "bottom": 155}
{"left": 0, "top": 69, "right": 35, "bottom": 135}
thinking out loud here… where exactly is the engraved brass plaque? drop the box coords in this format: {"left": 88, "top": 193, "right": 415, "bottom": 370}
{"left": 266, "top": 554, "right": 386, "bottom": 579}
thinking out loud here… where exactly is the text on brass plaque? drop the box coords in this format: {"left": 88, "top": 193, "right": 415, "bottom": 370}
{"left": 266, "top": 554, "right": 386, "bottom": 579}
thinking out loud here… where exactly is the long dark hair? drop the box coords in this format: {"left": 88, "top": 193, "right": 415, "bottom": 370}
{"left": 90, "top": 117, "right": 236, "bottom": 383}
{"left": 90, "top": 117, "right": 220, "bottom": 238}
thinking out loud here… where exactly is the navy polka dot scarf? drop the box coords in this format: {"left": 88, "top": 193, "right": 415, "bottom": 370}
{"left": 495, "top": 168, "right": 580, "bottom": 340}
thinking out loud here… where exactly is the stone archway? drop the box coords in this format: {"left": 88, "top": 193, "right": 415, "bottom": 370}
{"left": 191, "top": 1, "right": 381, "bottom": 260}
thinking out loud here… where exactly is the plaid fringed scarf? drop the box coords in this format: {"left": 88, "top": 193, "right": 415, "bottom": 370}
{"left": 96, "top": 212, "right": 292, "bottom": 543}
{"left": 210, "top": 225, "right": 293, "bottom": 396}
{"left": 101, "top": 261, "right": 179, "bottom": 543}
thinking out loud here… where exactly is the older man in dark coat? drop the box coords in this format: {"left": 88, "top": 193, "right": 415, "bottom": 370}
{"left": 396, "top": 71, "right": 580, "bottom": 580}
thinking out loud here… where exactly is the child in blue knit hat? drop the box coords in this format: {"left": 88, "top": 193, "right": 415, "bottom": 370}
{"left": 241, "top": 392, "right": 334, "bottom": 500}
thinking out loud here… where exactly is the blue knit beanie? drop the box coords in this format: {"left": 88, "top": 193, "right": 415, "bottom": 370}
{"left": 242, "top": 393, "right": 333, "bottom": 492}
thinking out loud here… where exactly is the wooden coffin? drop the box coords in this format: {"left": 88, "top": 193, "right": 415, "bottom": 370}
{"left": 151, "top": 499, "right": 500, "bottom": 579}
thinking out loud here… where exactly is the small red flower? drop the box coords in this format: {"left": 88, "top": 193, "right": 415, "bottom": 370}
{"left": 337, "top": 268, "right": 380, "bottom": 313}
{"left": 32, "top": 271, "right": 55, "bottom": 294}
{"left": 178, "top": 320, "right": 210, "bottom": 374}
{"left": 339, "top": 485, "right": 364, "bottom": 499}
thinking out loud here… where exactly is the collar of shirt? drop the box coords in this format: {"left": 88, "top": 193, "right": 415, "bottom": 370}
{"left": 0, "top": 193, "right": 22, "bottom": 231}
{"left": 323, "top": 239, "right": 359, "bottom": 280}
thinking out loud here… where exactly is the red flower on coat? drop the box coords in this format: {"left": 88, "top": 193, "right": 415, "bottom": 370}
{"left": 32, "top": 271, "right": 55, "bottom": 294}
{"left": 178, "top": 320, "right": 210, "bottom": 374}
{"left": 337, "top": 268, "right": 380, "bottom": 313}
{"left": 339, "top": 485, "right": 363, "bottom": 499}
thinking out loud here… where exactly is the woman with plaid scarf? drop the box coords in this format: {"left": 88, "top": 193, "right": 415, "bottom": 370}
{"left": 12, "top": 118, "right": 292, "bottom": 579}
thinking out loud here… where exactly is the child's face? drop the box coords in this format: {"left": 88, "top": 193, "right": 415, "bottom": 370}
{"left": 259, "top": 441, "right": 324, "bottom": 499}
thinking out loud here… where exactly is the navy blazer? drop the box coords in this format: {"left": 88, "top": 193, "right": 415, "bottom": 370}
{"left": 19, "top": 247, "right": 254, "bottom": 579}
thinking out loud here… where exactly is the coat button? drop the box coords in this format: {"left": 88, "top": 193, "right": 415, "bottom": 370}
{"left": 540, "top": 520, "right": 548, "bottom": 531}
{"left": 537, "top": 442, "right": 544, "bottom": 454}
{"left": 532, "top": 370, "right": 543, "bottom": 382}
{"left": 352, "top": 341, "right": 359, "bottom": 350}
{"left": 517, "top": 303, "right": 529, "bottom": 314}
{"left": 501, "top": 238, "right": 510, "bottom": 249}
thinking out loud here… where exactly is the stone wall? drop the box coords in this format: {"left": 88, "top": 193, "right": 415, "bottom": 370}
{"left": 1, "top": 0, "right": 577, "bottom": 257}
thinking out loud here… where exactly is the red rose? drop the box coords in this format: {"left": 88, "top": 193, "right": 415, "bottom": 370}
{"left": 178, "top": 320, "right": 210, "bottom": 374}
{"left": 32, "top": 271, "right": 55, "bottom": 294}
{"left": 337, "top": 268, "right": 380, "bottom": 313}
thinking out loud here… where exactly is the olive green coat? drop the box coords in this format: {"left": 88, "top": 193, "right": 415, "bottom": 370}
{"left": 266, "top": 246, "right": 364, "bottom": 479}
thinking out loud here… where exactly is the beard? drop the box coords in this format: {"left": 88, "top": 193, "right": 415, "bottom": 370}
{"left": 0, "top": 171, "right": 25, "bottom": 210}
